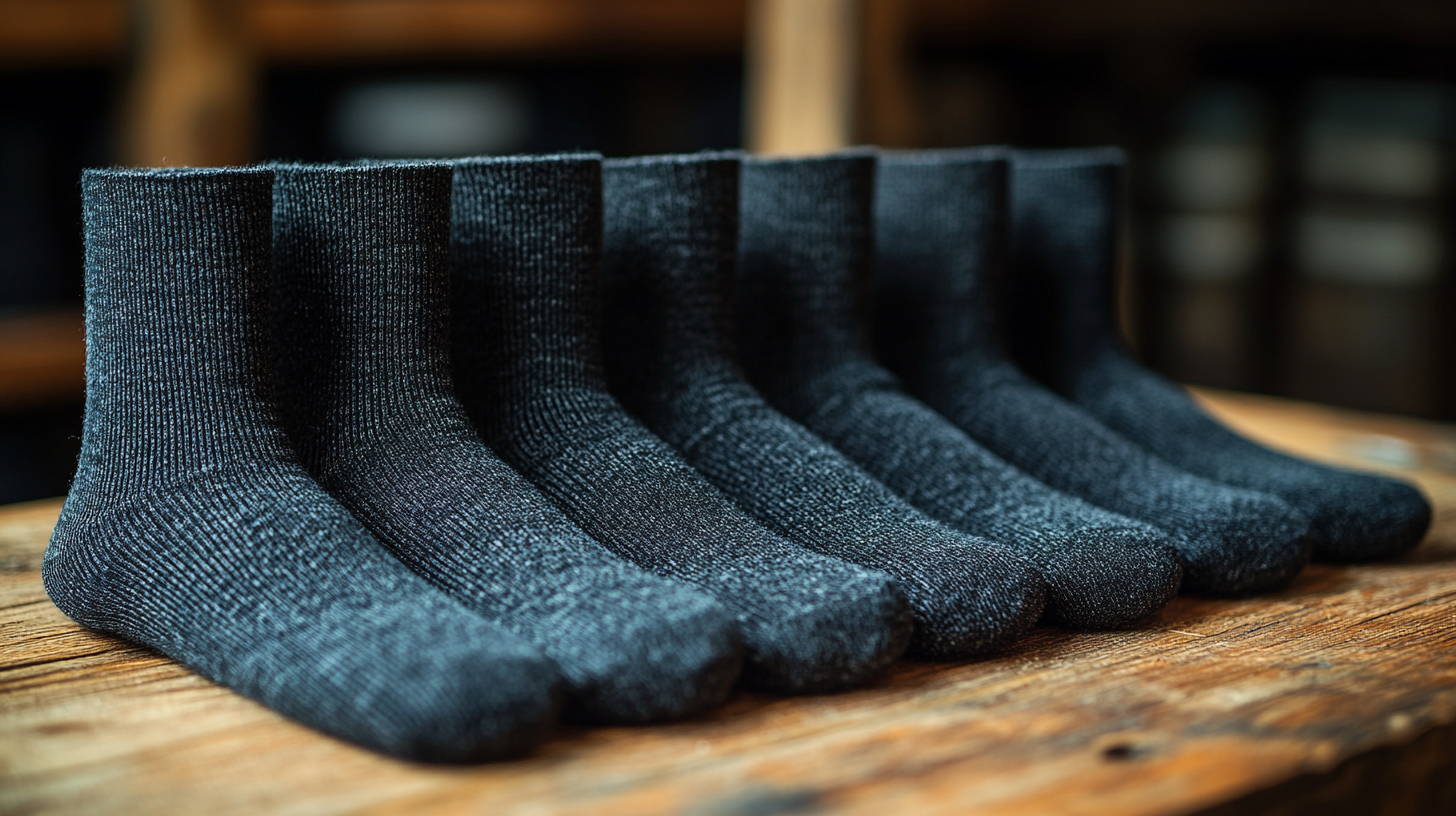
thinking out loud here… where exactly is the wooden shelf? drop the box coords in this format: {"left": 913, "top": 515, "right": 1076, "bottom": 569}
{"left": 0, "top": 0, "right": 126, "bottom": 66}
{"left": 0, "top": 0, "right": 747, "bottom": 67}
{"left": 0, "top": 309, "right": 84, "bottom": 413}
{"left": 8, "top": 0, "right": 1456, "bottom": 69}
{"left": 4, "top": 389, "right": 1456, "bottom": 814}
{"left": 912, "top": 0, "right": 1456, "bottom": 45}
{"left": 252, "top": 0, "right": 746, "bottom": 62}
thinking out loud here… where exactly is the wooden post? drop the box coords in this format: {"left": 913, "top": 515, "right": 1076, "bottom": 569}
{"left": 745, "top": 0, "right": 859, "bottom": 156}
{"left": 119, "top": 0, "right": 256, "bottom": 167}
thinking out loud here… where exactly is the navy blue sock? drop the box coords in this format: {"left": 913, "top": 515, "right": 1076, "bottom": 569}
{"left": 450, "top": 154, "right": 912, "bottom": 693}
{"left": 1006, "top": 147, "right": 1431, "bottom": 563}
{"left": 737, "top": 152, "right": 1183, "bottom": 629}
{"left": 874, "top": 148, "right": 1311, "bottom": 596}
{"left": 599, "top": 152, "right": 1045, "bottom": 659}
{"left": 268, "top": 162, "right": 743, "bottom": 724}
{"left": 47, "top": 167, "right": 559, "bottom": 762}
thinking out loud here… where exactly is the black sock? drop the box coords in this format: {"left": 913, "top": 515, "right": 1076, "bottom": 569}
{"left": 598, "top": 152, "right": 1045, "bottom": 659}
{"left": 268, "top": 162, "right": 743, "bottom": 724}
{"left": 449, "top": 154, "right": 912, "bottom": 693}
{"left": 874, "top": 148, "right": 1312, "bottom": 595}
{"left": 48, "top": 167, "right": 559, "bottom": 761}
{"left": 1006, "top": 148, "right": 1431, "bottom": 562}
{"left": 737, "top": 152, "right": 1184, "bottom": 629}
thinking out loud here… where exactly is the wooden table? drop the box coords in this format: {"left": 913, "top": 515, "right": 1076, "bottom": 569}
{"left": 5, "top": 389, "right": 1456, "bottom": 816}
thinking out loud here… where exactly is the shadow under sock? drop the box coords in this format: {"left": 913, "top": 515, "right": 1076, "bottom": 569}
{"left": 450, "top": 153, "right": 913, "bottom": 693}
{"left": 1006, "top": 147, "right": 1431, "bottom": 563}
{"left": 47, "top": 167, "right": 558, "bottom": 762}
{"left": 598, "top": 152, "right": 1046, "bottom": 658}
{"left": 269, "top": 162, "right": 743, "bottom": 724}
{"left": 874, "top": 148, "right": 1312, "bottom": 596}
{"left": 736, "top": 152, "right": 1184, "bottom": 629}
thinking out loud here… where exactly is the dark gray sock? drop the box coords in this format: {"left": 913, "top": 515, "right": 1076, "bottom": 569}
{"left": 47, "top": 167, "right": 559, "bottom": 762}
{"left": 737, "top": 152, "right": 1184, "bottom": 629}
{"left": 449, "top": 153, "right": 912, "bottom": 693}
{"left": 268, "top": 162, "right": 743, "bottom": 724}
{"left": 1006, "top": 147, "right": 1431, "bottom": 563}
{"left": 598, "top": 152, "right": 1045, "bottom": 659}
{"left": 874, "top": 148, "right": 1312, "bottom": 596}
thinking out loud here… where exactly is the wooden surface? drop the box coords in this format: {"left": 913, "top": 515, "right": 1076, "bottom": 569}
{"left": 4, "top": 388, "right": 1456, "bottom": 815}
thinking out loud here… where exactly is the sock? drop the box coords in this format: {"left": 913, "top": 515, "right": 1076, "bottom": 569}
{"left": 736, "top": 152, "right": 1184, "bottom": 629}
{"left": 47, "top": 167, "right": 558, "bottom": 762}
{"left": 268, "top": 162, "right": 743, "bottom": 725}
{"left": 450, "top": 153, "right": 912, "bottom": 693}
{"left": 598, "top": 152, "right": 1045, "bottom": 659}
{"left": 874, "top": 148, "right": 1312, "bottom": 596}
{"left": 1006, "top": 147, "right": 1431, "bottom": 562}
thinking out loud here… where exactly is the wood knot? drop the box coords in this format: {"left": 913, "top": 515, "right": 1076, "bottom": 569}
{"left": 1101, "top": 742, "right": 1142, "bottom": 761}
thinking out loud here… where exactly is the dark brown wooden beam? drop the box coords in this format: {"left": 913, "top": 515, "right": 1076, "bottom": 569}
{"left": 248, "top": 0, "right": 748, "bottom": 62}
{"left": 0, "top": 0, "right": 127, "bottom": 66}
{"left": 0, "top": 309, "right": 84, "bottom": 413}
{"left": 913, "top": 0, "right": 1456, "bottom": 46}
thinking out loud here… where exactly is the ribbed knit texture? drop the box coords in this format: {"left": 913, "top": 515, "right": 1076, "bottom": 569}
{"left": 874, "top": 148, "right": 1312, "bottom": 595}
{"left": 598, "top": 152, "right": 1046, "bottom": 658}
{"left": 1006, "top": 148, "right": 1431, "bottom": 562}
{"left": 736, "top": 153, "right": 1184, "bottom": 629}
{"left": 47, "top": 167, "right": 559, "bottom": 762}
{"left": 450, "top": 154, "right": 912, "bottom": 693}
{"left": 269, "top": 162, "right": 743, "bottom": 724}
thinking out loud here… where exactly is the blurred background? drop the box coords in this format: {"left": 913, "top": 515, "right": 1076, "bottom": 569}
{"left": 2, "top": 0, "right": 1455, "bottom": 504}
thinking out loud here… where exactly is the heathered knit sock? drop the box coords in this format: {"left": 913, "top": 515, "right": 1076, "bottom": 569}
{"left": 46, "top": 167, "right": 558, "bottom": 762}
{"left": 736, "top": 153, "right": 1184, "bottom": 629}
{"left": 1006, "top": 148, "right": 1431, "bottom": 563}
{"left": 597, "top": 152, "right": 1045, "bottom": 659}
{"left": 450, "top": 154, "right": 912, "bottom": 693}
{"left": 268, "top": 162, "right": 743, "bottom": 724}
{"left": 873, "top": 148, "right": 1312, "bottom": 596}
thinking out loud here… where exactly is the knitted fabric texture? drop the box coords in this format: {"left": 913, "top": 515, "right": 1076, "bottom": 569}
{"left": 598, "top": 152, "right": 1046, "bottom": 658}
{"left": 47, "top": 167, "right": 559, "bottom": 762}
{"left": 269, "top": 162, "right": 743, "bottom": 725}
{"left": 1005, "top": 147, "right": 1431, "bottom": 562}
{"left": 874, "top": 148, "right": 1312, "bottom": 596}
{"left": 450, "top": 153, "right": 912, "bottom": 693}
{"left": 736, "top": 152, "right": 1184, "bottom": 629}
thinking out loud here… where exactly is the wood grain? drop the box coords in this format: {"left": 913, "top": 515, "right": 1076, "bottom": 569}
{"left": 3, "top": 389, "right": 1456, "bottom": 815}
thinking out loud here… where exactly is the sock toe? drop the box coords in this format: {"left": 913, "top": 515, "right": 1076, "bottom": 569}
{"left": 560, "top": 589, "right": 744, "bottom": 725}
{"left": 385, "top": 637, "right": 562, "bottom": 763}
{"left": 1312, "top": 476, "right": 1432, "bottom": 562}
{"left": 739, "top": 570, "right": 913, "bottom": 694}
{"left": 1176, "top": 495, "right": 1312, "bottom": 597}
{"left": 271, "top": 609, "right": 563, "bottom": 764}
{"left": 1036, "top": 528, "right": 1182, "bottom": 629}
{"left": 903, "top": 548, "right": 1046, "bottom": 660}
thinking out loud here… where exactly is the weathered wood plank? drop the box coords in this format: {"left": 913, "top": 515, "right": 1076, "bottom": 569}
{"left": 3, "top": 389, "right": 1455, "bottom": 815}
